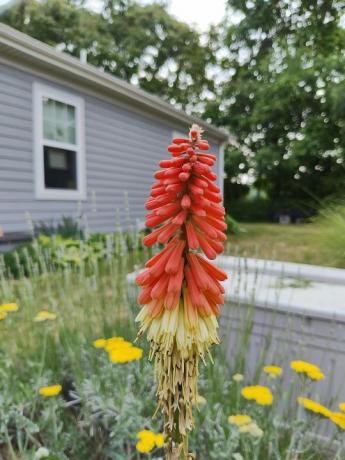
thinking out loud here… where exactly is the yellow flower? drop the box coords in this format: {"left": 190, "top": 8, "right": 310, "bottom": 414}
{"left": 0, "top": 303, "right": 18, "bottom": 313}
{"left": 154, "top": 433, "right": 164, "bottom": 448}
{"left": 290, "top": 360, "right": 324, "bottom": 381}
{"left": 0, "top": 311, "right": 8, "bottom": 321}
{"left": 93, "top": 338, "right": 107, "bottom": 348}
{"left": 339, "top": 402, "right": 345, "bottom": 412}
{"left": 241, "top": 385, "right": 273, "bottom": 406}
{"left": 34, "top": 310, "right": 57, "bottom": 322}
{"left": 39, "top": 384, "right": 62, "bottom": 397}
{"left": 109, "top": 346, "right": 143, "bottom": 363}
{"left": 263, "top": 365, "right": 282, "bottom": 378}
{"left": 136, "top": 430, "right": 162, "bottom": 453}
{"left": 297, "top": 397, "right": 331, "bottom": 418}
{"left": 136, "top": 439, "right": 155, "bottom": 453}
{"left": 105, "top": 338, "right": 132, "bottom": 352}
{"left": 329, "top": 412, "right": 345, "bottom": 430}
{"left": 232, "top": 373, "right": 244, "bottom": 382}
{"left": 106, "top": 336, "right": 124, "bottom": 345}
{"left": 228, "top": 414, "right": 252, "bottom": 426}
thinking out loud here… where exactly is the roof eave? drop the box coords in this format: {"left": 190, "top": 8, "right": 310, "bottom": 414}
{"left": 0, "top": 23, "right": 229, "bottom": 143}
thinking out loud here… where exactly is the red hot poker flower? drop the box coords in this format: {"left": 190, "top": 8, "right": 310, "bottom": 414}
{"left": 136, "top": 124, "right": 227, "bottom": 326}
{"left": 136, "top": 124, "right": 228, "bottom": 457}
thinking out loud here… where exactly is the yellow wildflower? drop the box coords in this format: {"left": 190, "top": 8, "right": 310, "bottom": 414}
{"left": 264, "top": 365, "right": 282, "bottom": 378}
{"left": 0, "top": 303, "right": 18, "bottom": 313}
{"left": 136, "top": 430, "right": 162, "bottom": 453}
{"left": 0, "top": 311, "right": 7, "bottom": 321}
{"left": 339, "top": 402, "right": 345, "bottom": 412}
{"left": 109, "top": 346, "right": 143, "bottom": 363}
{"left": 106, "top": 336, "right": 124, "bottom": 345}
{"left": 297, "top": 397, "right": 331, "bottom": 418}
{"left": 105, "top": 339, "right": 132, "bottom": 352}
{"left": 228, "top": 415, "right": 252, "bottom": 426}
{"left": 232, "top": 373, "right": 244, "bottom": 383}
{"left": 290, "top": 360, "right": 324, "bottom": 381}
{"left": 136, "top": 439, "right": 155, "bottom": 453}
{"left": 154, "top": 433, "right": 164, "bottom": 448}
{"left": 93, "top": 338, "right": 107, "bottom": 348}
{"left": 34, "top": 310, "right": 57, "bottom": 322}
{"left": 329, "top": 412, "right": 345, "bottom": 430}
{"left": 241, "top": 385, "right": 273, "bottom": 406}
{"left": 39, "top": 384, "right": 62, "bottom": 397}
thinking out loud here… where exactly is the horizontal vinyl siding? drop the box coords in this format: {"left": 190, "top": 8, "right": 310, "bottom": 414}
{"left": 84, "top": 95, "right": 169, "bottom": 231}
{"left": 0, "top": 61, "right": 221, "bottom": 234}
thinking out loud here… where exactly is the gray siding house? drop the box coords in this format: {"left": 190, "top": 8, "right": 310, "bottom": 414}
{"left": 0, "top": 24, "right": 227, "bottom": 241}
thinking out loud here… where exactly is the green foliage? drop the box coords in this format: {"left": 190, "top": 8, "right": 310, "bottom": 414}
{"left": 1, "top": 0, "right": 214, "bottom": 110}
{"left": 226, "top": 198, "right": 270, "bottom": 223}
{"left": 2, "top": 0, "right": 345, "bottom": 212}
{"left": 312, "top": 200, "right": 345, "bottom": 267}
{"left": 1, "top": 231, "right": 144, "bottom": 279}
{"left": 33, "top": 216, "right": 83, "bottom": 239}
{"left": 225, "top": 214, "right": 240, "bottom": 235}
{"left": 0, "top": 233, "right": 340, "bottom": 459}
{"left": 227, "top": 196, "right": 316, "bottom": 223}
{"left": 207, "top": 0, "right": 345, "bottom": 207}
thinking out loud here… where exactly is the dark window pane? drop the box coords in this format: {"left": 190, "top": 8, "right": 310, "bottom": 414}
{"left": 44, "top": 146, "right": 77, "bottom": 190}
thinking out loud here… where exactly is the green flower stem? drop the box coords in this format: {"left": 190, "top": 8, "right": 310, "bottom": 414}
{"left": 5, "top": 427, "right": 17, "bottom": 460}
{"left": 334, "top": 431, "right": 345, "bottom": 460}
{"left": 24, "top": 328, "right": 48, "bottom": 451}
{"left": 51, "top": 401, "right": 58, "bottom": 442}
{"left": 286, "top": 377, "right": 310, "bottom": 460}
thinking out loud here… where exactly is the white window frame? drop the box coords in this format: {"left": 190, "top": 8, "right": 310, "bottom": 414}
{"left": 33, "top": 83, "right": 86, "bottom": 200}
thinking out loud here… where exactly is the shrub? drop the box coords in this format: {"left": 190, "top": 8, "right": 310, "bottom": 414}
{"left": 225, "top": 214, "right": 241, "bottom": 235}
{"left": 33, "top": 216, "right": 83, "bottom": 239}
{"left": 227, "top": 197, "right": 315, "bottom": 223}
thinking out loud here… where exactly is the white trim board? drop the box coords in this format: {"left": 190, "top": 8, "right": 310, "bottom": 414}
{"left": 33, "top": 82, "right": 86, "bottom": 200}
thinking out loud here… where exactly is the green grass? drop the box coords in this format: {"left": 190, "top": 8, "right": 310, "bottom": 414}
{"left": 226, "top": 222, "right": 345, "bottom": 268}
{"left": 0, "top": 236, "right": 342, "bottom": 459}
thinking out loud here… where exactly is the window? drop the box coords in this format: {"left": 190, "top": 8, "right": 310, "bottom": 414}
{"left": 33, "top": 83, "right": 86, "bottom": 200}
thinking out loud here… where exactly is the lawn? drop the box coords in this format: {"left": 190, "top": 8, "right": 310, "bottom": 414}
{"left": 225, "top": 223, "right": 345, "bottom": 268}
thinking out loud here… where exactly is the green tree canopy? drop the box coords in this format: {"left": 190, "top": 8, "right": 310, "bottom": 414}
{"left": 1, "top": 0, "right": 214, "bottom": 109}
{"left": 206, "top": 0, "right": 345, "bottom": 207}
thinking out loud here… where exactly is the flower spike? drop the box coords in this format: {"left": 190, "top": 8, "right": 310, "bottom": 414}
{"left": 136, "top": 124, "right": 227, "bottom": 459}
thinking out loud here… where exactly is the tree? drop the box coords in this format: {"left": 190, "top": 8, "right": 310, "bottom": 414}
{"left": 206, "top": 0, "right": 345, "bottom": 207}
{"left": 1, "top": 0, "right": 214, "bottom": 110}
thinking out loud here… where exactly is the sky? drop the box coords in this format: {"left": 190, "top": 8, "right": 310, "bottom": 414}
{"left": 87, "top": 0, "right": 228, "bottom": 31}
{"left": 164, "top": 0, "right": 227, "bottom": 31}
{"left": 0, "top": 0, "right": 228, "bottom": 31}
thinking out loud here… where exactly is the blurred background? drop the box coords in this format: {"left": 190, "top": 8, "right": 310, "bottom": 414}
{"left": 2, "top": 0, "right": 344, "bottom": 267}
